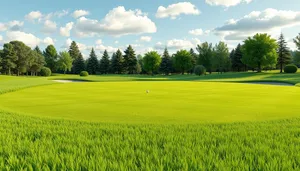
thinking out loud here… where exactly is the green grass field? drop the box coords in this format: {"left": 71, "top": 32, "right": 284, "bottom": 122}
{"left": 1, "top": 72, "right": 300, "bottom": 170}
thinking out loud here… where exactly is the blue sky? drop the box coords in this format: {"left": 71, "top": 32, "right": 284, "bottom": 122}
{"left": 0, "top": 0, "right": 299, "bottom": 58}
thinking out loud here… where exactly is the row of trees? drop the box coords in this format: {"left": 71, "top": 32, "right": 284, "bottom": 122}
{"left": 0, "top": 33, "right": 299, "bottom": 76}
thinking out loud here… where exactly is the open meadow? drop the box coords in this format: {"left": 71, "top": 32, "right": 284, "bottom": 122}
{"left": 1, "top": 72, "right": 300, "bottom": 170}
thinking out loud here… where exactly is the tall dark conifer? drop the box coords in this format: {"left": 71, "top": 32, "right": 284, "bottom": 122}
{"left": 123, "top": 45, "right": 137, "bottom": 74}
{"left": 99, "top": 50, "right": 110, "bottom": 74}
{"left": 277, "top": 33, "right": 291, "bottom": 73}
{"left": 86, "top": 48, "right": 99, "bottom": 75}
{"left": 111, "top": 49, "right": 124, "bottom": 74}
{"left": 160, "top": 48, "right": 172, "bottom": 75}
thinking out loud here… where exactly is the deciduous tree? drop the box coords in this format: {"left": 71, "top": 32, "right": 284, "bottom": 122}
{"left": 173, "top": 50, "right": 193, "bottom": 74}
{"left": 58, "top": 51, "right": 73, "bottom": 74}
{"left": 44, "top": 45, "right": 58, "bottom": 72}
{"left": 241, "top": 33, "right": 278, "bottom": 72}
{"left": 143, "top": 51, "right": 161, "bottom": 75}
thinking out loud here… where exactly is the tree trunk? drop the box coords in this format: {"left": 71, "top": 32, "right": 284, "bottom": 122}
{"left": 257, "top": 63, "right": 261, "bottom": 73}
{"left": 280, "top": 63, "right": 283, "bottom": 73}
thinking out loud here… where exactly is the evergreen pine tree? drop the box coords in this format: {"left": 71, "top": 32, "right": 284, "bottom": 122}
{"left": 68, "top": 41, "right": 80, "bottom": 60}
{"left": 86, "top": 48, "right": 99, "bottom": 75}
{"left": 277, "top": 33, "right": 291, "bottom": 73}
{"left": 160, "top": 48, "right": 172, "bottom": 75}
{"left": 99, "top": 50, "right": 110, "bottom": 74}
{"left": 111, "top": 49, "right": 124, "bottom": 74}
{"left": 232, "top": 44, "right": 244, "bottom": 72}
{"left": 1, "top": 43, "right": 17, "bottom": 75}
{"left": 189, "top": 48, "right": 197, "bottom": 74}
{"left": 123, "top": 45, "right": 137, "bottom": 74}
{"left": 73, "top": 53, "right": 86, "bottom": 74}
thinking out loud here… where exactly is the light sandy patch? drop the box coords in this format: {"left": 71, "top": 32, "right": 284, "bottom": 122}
{"left": 53, "top": 80, "right": 86, "bottom": 83}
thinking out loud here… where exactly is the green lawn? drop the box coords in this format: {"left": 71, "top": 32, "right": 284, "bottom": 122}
{"left": 1, "top": 72, "right": 300, "bottom": 170}
{"left": 0, "top": 81, "right": 299, "bottom": 123}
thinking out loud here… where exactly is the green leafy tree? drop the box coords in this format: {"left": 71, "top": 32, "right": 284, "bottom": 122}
{"left": 58, "top": 51, "right": 73, "bottom": 74}
{"left": 10, "top": 41, "right": 32, "bottom": 75}
{"left": 137, "top": 54, "right": 146, "bottom": 74}
{"left": 292, "top": 51, "right": 300, "bottom": 66}
{"left": 294, "top": 33, "right": 300, "bottom": 51}
{"left": 29, "top": 48, "right": 46, "bottom": 76}
{"left": 68, "top": 41, "right": 81, "bottom": 60}
{"left": 277, "top": 33, "right": 291, "bottom": 73}
{"left": 123, "top": 45, "right": 137, "bottom": 74}
{"left": 1, "top": 43, "right": 17, "bottom": 75}
{"left": 111, "top": 49, "right": 123, "bottom": 74}
{"left": 212, "top": 42, "right": 230, "bottom": 74}
{"left": 160, "top": 48, "right": 172, "bottom": 75}
{"left": 173, "top": 50, "right": 193, "bottom": 74}
{"left": 43, "top": 45, "right": 58, "bottom": 72}
{"left": 196, "top": 42, "right": 213, "bottom": 74}
{"left": 99, "top": 50, "right": 110, "bottom": 74}
{"left": 143, "top": 51, "right": 162, "bottom": 75}
{"left": 86, "top": 48, "right": 99, "bottom": 75}
{"left": 232, "top": 44, "right": 245, "bottom": 72}
{"left": 241, "top": 33, "right": 278, "bottom": 72}
{"left": 189, "top": 48, "right": 197, "bottom": 74}
{"left": 73, "top": 53, "right": 86, "bottom": 74}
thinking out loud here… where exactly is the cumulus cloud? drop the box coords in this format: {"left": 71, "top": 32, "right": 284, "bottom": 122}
{"left": 155, "top": 38, "right": 201, "bottom": 50}
{"left": 42, "top": 20, "right": 57, "bottom": 34}
{"left": 25, "top": 10, "right": 69, "bottom": 22}
{"left": 25, "top": 11, "right": 43, "bottom": 22}
{"left": 0, "top": 20, "right": 24, "bottom": 32}
{"left": 156, "top": 2, "right": 200, "bottom": 19}
{"left": 205, "top": 0, "right": 252, "bottom": 7}
{"left": 6, "top": 31, "right": 41, "bottom": 48}
{"left": 140, "top": 36, "right": 152, "bottom": 42}
{"left": 43, "top": 37, "right": 55, "bottom": 45}
{"left": 189, "top": 29, "right": 204, "bottom": 36}
{"left": 74, "top": 6, "right": 157, "bottom": 37}
{"left": 60, "top": 22, "right": 74, "bottom": 37}
{"left": 73, "top": 10, "right": 90, "bottom": 18}
{"left": 214, "top": 8, "right": 300, "bottom": 41}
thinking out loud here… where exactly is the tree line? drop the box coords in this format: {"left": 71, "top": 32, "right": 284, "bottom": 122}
{"left": 1, "top": 32, "right": 300, "bottom": 76}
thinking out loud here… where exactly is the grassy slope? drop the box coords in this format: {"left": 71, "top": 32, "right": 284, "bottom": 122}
{"left": 1, "top": 73, "right": 300, "bottom": 170}
{"left": 1, "top": 111, "right": 300, "bottom": 170}
{"left": 0, "top": 81, "right": 300, "bottom": 123}
{"left": 51, "top": 71, "right": 300, "bottom": 85}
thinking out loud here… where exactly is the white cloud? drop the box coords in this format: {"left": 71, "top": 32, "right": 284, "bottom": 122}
{"left": 155, "top": 38, "right": 200, "bottom": 50}
{"left": 115, "top": 40, "right": 119, "bottom": 44}
{"left": 140, "top": 36, "right": 152, "bottom": 42}
{"left": 74, "top": 6, "right": 157, "bottom": 37}
{"left": 205, "top": 0, "right": 252, "bottom": 7}
{"left": 73, "top": 10, "right": 90, "bottom": 18}
{"left": 214, "top": 8, "right": 300, "bottom": 41}
{"left": 25, "top": 11, "right": 43, "bottom": 22}
{"left": 42, "top": 20, "right": 57, "bottom": 34}
{"left": 62, "top": 38, "right": 92, "bottom": 52}
{"left": 95, "top": 39, "right": 102, "bottom": 45}
{"left": 25, "top": 10, "right": 69, "bottom": 22}
{"left": 43, "top": 37, "right": 55, "bottom": 45}
{"left": 60, "top": 22, "right": 74, "bottom": 37}
{"left": 156, "top": 2, "right": 200, "bottom": 19}
{"left": 189, "top": 29, "right": 203, "bottom": 36}
{"left": 6, "top": 31, "right": 41, "bottom": 48}
{"left": 0, "top": 20, "right": 24, "bottom": 32}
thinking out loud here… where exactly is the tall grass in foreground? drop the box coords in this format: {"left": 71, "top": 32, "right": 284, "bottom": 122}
{"left": 1, "top": 111, "right": 300, "bottom": 170}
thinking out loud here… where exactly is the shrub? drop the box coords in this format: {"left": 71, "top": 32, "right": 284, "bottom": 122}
{"left": 80, "top": 71, "right": 89, "bottom": 77}
{"left": 284, "top": 64, "right": 298, "bottom": 73}
{"left": 194, "top": 65, "right": 206, "bottom": 76}
{"left": 40, "top": 67, "right": 52, "bottom": 77}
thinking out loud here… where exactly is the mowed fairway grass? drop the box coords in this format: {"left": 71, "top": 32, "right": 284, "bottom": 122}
{"left": 0, "top": 81, "right": 300, "bottom": 123}
{"left": 1, "top": 74, "right": 300, "bottom": 170}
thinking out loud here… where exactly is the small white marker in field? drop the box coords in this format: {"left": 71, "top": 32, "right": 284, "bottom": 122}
{"left": 146, "top": 90, "right": 150, "bottom": 94}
